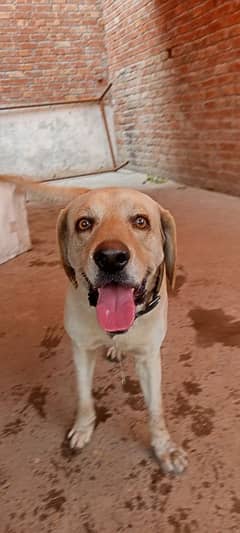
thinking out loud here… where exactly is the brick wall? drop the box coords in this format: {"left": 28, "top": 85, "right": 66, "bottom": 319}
{"left": 1, "top": 0, "right": 240, "bottom": 194}
{"left": 0, "top": 0, "right": 108, "bottom": 106}
{"left": 102, "top": 0, "right": 240, "bottom": 195}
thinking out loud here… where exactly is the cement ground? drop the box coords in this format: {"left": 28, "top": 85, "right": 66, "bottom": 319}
{"left": 1, "top": 182, "right": 240, "bottom": 532}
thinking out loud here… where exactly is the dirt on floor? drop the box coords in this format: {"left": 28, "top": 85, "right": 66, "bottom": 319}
{"left": 1, "top": 185, "right": 240, "bottom": 533}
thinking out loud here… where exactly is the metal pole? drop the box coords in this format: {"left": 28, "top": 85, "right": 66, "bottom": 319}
{"left": 40, "top": 161, "right": 129, "bottom": 183}
{"left": 99, "top": 100, "right": 117, "bottom": 169}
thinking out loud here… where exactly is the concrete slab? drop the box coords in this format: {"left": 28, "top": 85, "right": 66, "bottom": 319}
{"left": 0, "top": 183, "right": 31, "bottom": 264}
{"left": 44, "top": 168, "right": 177, "bottom": 190}
{"left": 0, "top": 103, "right": 117, "bottom": 179}
{"left": 1, "top": 185, "right": 240, "bottom": 532}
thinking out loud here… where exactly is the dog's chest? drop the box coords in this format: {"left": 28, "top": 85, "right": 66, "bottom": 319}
{"left": 109, "top": 319, "right": 155, "bottom": 355}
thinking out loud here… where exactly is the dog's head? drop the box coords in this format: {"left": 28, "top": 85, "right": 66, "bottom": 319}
{"left": 57, "top": 188, "right": 176, "bottom": 333}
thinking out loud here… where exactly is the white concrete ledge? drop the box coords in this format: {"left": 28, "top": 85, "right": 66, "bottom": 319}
{"left": 0, "top": 183, "right": 31, "bottom": 264}
{"left": 44, "top": 168, "right": 176, "bottom": 190}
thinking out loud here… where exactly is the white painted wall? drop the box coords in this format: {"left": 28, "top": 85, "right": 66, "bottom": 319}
{"left": 0, "top": 101, "right": 117, "bottom": 263}
{"left": 0, "top": 103, "right": 117, "bottom": 180}
{"left": 0, "top": 184, "right": 31, "bottom": 264}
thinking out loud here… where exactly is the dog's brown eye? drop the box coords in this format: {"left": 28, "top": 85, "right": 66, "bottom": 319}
{"left": 76, "top": 218, "right": 93, "bottom": 232}
{"left": 132, "top": 215, "right": 149, "bottom": 230}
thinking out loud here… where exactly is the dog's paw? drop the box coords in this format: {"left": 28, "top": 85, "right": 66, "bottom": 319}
{"left": 153, "top": 441, "right": 188, "bottom": 475}
{"left": 106, "top": 346, "right": 122, "bottom": 362}
{"left": 68, "top": 420, "right": 95, "bottom": 450}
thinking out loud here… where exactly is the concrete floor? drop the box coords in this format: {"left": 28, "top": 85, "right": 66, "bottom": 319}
{"left": 1, "top": 182, "right": 240, "bottom": 533}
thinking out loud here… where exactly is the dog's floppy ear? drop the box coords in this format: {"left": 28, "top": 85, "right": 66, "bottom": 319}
{"left": 160, "top": 207, "right": 177, "bottom": 289}
{"left": 57, "top": 207, "right": 78, "bottom": 288}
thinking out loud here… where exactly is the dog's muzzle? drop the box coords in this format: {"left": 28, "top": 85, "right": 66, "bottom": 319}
{"left": 81, "top": 260, "right": 164, "bottom": 336}
{"left": 80, "top": 240, "right": 165, "bottom": 335}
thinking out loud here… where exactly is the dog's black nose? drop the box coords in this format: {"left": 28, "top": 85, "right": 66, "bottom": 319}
{"left": 93, "top": 240, "right": 130, "bottom": 273}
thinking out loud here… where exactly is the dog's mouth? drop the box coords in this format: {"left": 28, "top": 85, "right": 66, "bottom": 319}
{"left": 82, "top": 274, "right": 147, "bottom": 333}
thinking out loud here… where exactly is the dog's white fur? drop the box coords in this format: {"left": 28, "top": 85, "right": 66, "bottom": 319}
{"left": 58, "top": 188, "right": 187, "bottom": 474}
{"left": 0, "top": 175, "right": 187, "bottom": 474}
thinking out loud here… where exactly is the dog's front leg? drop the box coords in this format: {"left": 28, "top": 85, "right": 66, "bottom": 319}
{"left": 68, "top": 341, "right": 96, "bottom": 450}
{"left": 135, "top": 348, "right": 188, "bottom": 474}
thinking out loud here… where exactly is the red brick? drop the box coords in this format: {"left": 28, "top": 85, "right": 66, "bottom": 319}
{"left": 0, "top": 0, "right": 108, "bottom": 105}
{"left": 101, "top": 0, "right": 240, "bottom": 194}
{"left": 1, "top": 0, "right": 240, "bottom": 194}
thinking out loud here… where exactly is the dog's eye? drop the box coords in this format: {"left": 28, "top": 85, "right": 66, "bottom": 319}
{"left": 76, "top": 217, "right": 93, "bottom": 232}
{"left": 132, "top": 215, "right": 150, "bottom": 230}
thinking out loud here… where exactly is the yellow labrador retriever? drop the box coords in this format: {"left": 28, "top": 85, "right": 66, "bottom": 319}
{"left": 0, "top": 175, "right": 187, "bottom": 474}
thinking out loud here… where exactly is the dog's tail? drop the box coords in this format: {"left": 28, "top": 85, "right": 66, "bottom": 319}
{"left": 0, "top": 174, "right": 89, "bottom": 203}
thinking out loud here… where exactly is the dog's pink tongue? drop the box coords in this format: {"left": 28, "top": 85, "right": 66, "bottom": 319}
{"left": 96, "top": 285, "right": 135, "bottom": 332}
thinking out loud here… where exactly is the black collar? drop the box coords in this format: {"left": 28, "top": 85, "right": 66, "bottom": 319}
{"left": 135, "top": 293, "right": 161, "bottom": 319}
{"left": 135, "top": 261, "right": 164, "bottom": 320}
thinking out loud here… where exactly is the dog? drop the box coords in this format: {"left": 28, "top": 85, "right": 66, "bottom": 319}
{"left": 0, "top": 175, "right": 187, "bottom": 474}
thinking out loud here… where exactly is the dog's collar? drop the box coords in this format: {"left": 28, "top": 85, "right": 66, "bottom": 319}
{"left": 135, "top": 261, "right": 164, "bottom": 321}
{"left": 134, "top": 293, "right": 161, "bottom": 319}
